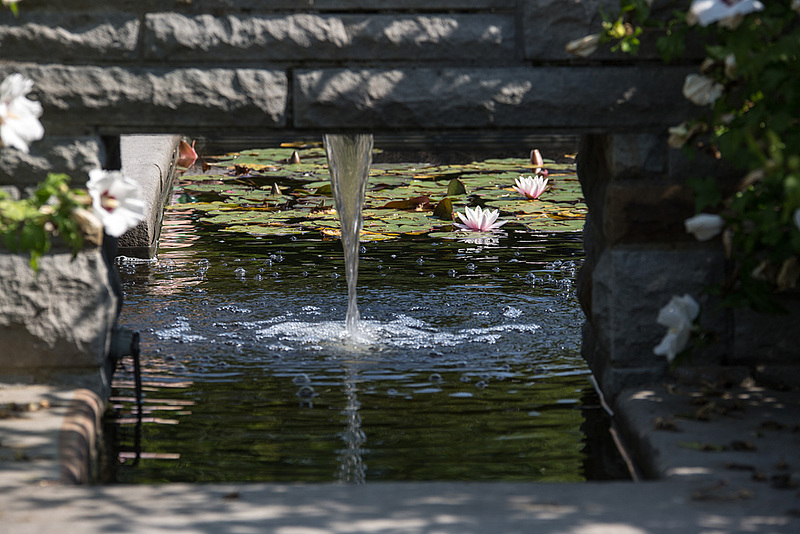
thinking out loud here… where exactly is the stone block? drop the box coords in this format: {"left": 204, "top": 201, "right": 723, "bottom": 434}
{"left": 603, "top": 183, "right": 695, "bottom": 245}
{"left": 590, "top": 245, "right": 726, "bottom": 369}
{"left": 0, "top": 136, "right": 104, "bottom": 189}
{"left": 294, "top": 65, "right": 695, "bottom": 131}
{"left": 0, "top": 248, "right": 117, "bottom": 374}
{"left": 118, "top": 135, "right": 181, "bottom": 259}
{"left": 144, "top": 13, "right": 515, "bottom": 63}
{"left": 0, "top": 11, "right": 139, "bottom": 61}
{"left": 522, "top": 0, "right": 616, "bottom": 61}
{"left": 604, "top": 133, "right": 668, "bottom": 181}
{"left": 171, "top": 0, "right": 517, "bottom": 12}
{"left": 0, "top": 65, "right": 288, "bottom": 136}
{"left": 731, "top": 294, "right": 800, "bottom": 365}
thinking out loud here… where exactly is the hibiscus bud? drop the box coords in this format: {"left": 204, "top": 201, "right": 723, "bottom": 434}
{"left": 565, "top": 34, "right": 600, "bottom": 58}
{"left": 724, "top": 54, "right": 737, "bottom": 80}
{"left": 685, "top": 213, "right": 725, "bottom": 241}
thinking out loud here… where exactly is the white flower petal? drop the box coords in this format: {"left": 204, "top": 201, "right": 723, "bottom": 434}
{"left": 685, "top": 213, "right": 725, "bottom": 241}
{"left": 683, "top": 74, "right": 724, "bottom": 106}
{"left": 86, "top": 169, "right": 146, "bottom": 237}
{"left": 688, "top": 0, "right": 764, "bottom": 27}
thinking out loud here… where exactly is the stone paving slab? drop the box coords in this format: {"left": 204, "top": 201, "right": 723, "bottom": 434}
{"left": 0, "top": 379, "right": 798, "bottom": 533}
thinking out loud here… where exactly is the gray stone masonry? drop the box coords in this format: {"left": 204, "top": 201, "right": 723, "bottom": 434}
{"left": 2, "top": 1, "right": 795, "bottom": 403}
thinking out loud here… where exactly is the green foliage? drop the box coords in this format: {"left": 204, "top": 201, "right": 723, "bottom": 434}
{"left": 0, "top": 173, "right": 89, "bottom": 270}
{"left": 609, "top": 1, "right": 800, "bottom": 312}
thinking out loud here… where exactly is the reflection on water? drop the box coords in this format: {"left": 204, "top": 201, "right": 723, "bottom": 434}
{"left": 109, "top": 168, "right": 629, "bottom": 484}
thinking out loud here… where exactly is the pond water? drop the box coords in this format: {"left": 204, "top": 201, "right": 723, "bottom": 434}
{"left": 109, "top": 144, "right": 630, "bottom": 484}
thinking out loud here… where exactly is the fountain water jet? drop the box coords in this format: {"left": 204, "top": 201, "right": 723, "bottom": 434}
{"left": 324, "top": 134, "right": 374, "bottom": 338}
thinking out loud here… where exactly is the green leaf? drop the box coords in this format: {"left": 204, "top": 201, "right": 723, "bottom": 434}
{"left": 446, "top": 178, "right": 467, "bottom": 196}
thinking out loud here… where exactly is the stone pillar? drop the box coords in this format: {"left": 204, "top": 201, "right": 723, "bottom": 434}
{"left": 0, "top": 247, "right": 119, "bottom": 397}
{"left": 577, "top": 133, "right": 729, "bottom": 400}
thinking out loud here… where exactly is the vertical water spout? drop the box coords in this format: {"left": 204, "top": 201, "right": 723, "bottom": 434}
{"left": 324, "top": 134, "right": 373, "bottom": 336}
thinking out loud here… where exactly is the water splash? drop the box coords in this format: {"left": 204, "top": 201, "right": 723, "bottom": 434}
{"left": 324, "top": 134, "right": 373, "bottom": 336}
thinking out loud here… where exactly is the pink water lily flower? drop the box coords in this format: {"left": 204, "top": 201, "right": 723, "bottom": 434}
{"left": 514, "top": 175, "right": 548, "bottom": 200}
{"left": 454, "top": 205, "right": 507, "bottom": 232}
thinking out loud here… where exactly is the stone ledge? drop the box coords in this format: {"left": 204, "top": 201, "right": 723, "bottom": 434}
{"left": 118, "top": 135, "right": 181, "bottom": 259}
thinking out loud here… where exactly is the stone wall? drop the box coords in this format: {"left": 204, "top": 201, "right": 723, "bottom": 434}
{"left": 6, "top": 1, "right": 783, "bottom": 401}
{"left": 0, "top": 0, "right": 697, "bottom": 185}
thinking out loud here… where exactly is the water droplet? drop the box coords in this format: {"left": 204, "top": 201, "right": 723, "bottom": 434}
{"left": 466, "top": 263, "right": 476, "bottom": 272}
{"left": 448, "top": 269, "right": 457, "bottom": 277}
{"left": 292, "top": 373, "right": 311, "bottom": 386}
{"left": 290, "top": 236, "right": 297, "bottom": 241}
{"left": 460, "top": 375, "right": 471, "bottom": 383}
{"left": 360, "top": 246, "right": 367, "bottom": 254}
{"left": 475, "top": 380, "right": 489, "bottom": 389}
{"left": 254, "top": 274, "right": 262, "bottom": 281}
{"left": 492, "top": 266, "right": 500, "bottom": 272}
{"left": 429, "top": 373, "right": 443, "bottom": 383}
{"left": 331, "top": 272, "right": 340, "bottom": 279}
{"left": 416, "top": 257, "right": 424, "bottom": 265}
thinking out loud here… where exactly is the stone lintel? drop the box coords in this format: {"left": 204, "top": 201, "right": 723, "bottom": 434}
{"left": 295, "top": 66, "right": 695, "bottom": 132}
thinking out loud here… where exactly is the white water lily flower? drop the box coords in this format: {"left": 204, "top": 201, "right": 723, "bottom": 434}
{"left": 687, "top": 0, "right": 764, "bottom": 27}
{"left": 653, "top": 294, "right": 700, "bottom": 363}
{"left": 685, "top": 213, "right": 725, "bottom": 241}
{"left": 87, "top": 169, "right": 146, "bottom": 237}
{"left": 454, "top": 205, "right": 507, "bottom": 232}
{"left": 683, "top": 74, "right": 724, "bottom": 106}
{"left": 0, "top": 73, "right": 44, "bottom": 153}
{"left": 514, "top": 175, "right": 548, "bottom": 200}
{"left": 565, "top": 34, "right": 600, "bottom": 57}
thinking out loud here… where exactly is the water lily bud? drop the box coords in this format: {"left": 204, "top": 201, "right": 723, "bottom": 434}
{"left": 682, "top": 74, "right": 724, "bottom": 106}
{"left": 530, "top": 149, "right": 544, "bottom": 168}
{"left": 177, "top": 139, "right": 198, "bottom": 168}
{"left": 565, "top": 34, "right": 600, "bottom": 57}
{"left": 290, "top": 150, "right": 301, "bottom": 164}
{"left": 685, "top": 213, "right": 725, "bottom": 241}
{"left": 72, "top": 207, "right": 104, "bottom": 245}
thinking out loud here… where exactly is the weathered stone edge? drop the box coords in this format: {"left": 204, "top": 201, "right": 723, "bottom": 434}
{"left": 58, "top": 388, "right": 105, "bottom": 484}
